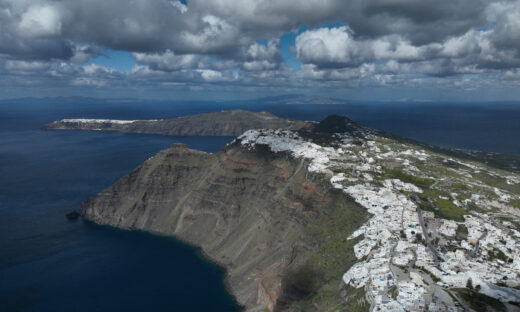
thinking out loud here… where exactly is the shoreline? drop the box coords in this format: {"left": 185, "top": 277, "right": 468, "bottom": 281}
{"left": 80, "top": 218, "right": 245, "bottom": 311}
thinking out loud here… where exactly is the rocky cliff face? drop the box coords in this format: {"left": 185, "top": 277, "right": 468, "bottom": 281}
{"left": 82, "top": 140, "right": 368, "bottom": 311}
{"left": 43, "top": 109, "right": 311, "bottom": 136}
{"left": 82, "top": 114, "right": 520, "bottom": 311}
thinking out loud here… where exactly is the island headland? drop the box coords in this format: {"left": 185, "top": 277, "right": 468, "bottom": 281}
{"left": 52, "top": 112, "right": 520, "bottom": 311}
{"left": 42, "top": 109, "right": 311, "bottom": 136}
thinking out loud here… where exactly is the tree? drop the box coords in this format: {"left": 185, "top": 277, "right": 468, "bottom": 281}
{"left": 466, "top": 278, "right": 473, "bottom": 290}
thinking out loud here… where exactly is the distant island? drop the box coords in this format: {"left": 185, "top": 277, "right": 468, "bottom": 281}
{"left": 42, "top": 109, "right": 311, "bottom": 136}
{"left": 258, "top": 95, "right": 349, "bottom": 105}
{"left": 51, "top": 111, "right": 520, "bottom": 311}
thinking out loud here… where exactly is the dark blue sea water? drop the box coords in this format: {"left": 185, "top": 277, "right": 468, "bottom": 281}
{"left": 1, "top": 99, "right": 519, "bottom": 312}
{"left": 0, "top": 105, "right": 239, "bottom": 312}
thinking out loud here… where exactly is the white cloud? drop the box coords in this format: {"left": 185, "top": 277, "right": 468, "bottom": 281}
{"left": 197, "top": 69, "right": 224, "bottom": 81}
{"left": 170, "top": 0, "right": 188, "bottom": 14}
{"left": 132, "top": 50, "right": 208, "bottom": 71}
{"left": 295, "top": 26, "right": 434, "bottom": 67}
{"left": 19, "top": 5, "right": 63, "bottom": 37}
{"left": 71, "top": 77, "right": 107, "bottom": 87}
{"left": 180, "top": 15, "right": 240, "bottom": 52}
{"left": 1, "top": 0, "right": 520, "bottom": 98}
{"left": 5, "top": 60, "right": 50, "bottom": 72}
{"left": 82, "top": 64, "right": 115, "bottom": 75}
{"left": 246, "top": 39, "right": 280, "bottom": 60}
{"left": 296, "top": 26, "right": 362, "bottom": 66}
{"left": 243, "top": 60, "right": 277, "bottom": 71}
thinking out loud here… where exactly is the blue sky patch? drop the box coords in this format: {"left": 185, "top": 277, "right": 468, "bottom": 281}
{"left": 279, "top": 26, "right": 307, "bottom": 70}
{"left": 88, "top": 49, "right": 136, "bottom": 72}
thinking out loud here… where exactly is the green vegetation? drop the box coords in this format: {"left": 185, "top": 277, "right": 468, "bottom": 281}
{"left": 452, "top": 182, "right": 469, "bottom": 190}
{"left": 454, "top": 288, "right": 506, "bottom": 312}
{"left": 457, "top": 193, "right": 469, "bottom": 201}
{"left": 455, "top": 224, "right": 468, "bottom": 240}
{"left": 342, "top": 285, "right": 370, "bottom": 312}
{"left": 465, "top": 201, "right": 490, "bottom": 214}
{"left": 395, "top": 132, "right": 520, "bottom": 175}
{"left": 482, "top": 188, "right": 500, "bottom": 200}
{"left": 374, "top": 137, "right": 396, "bottom": 145}
{"left": 282, "top": 192, "right": 369, "bottom": 311}
{"left": 474, "top": 172, "right": 520, "bottom": 194}
{"left": 487, "top": 248, "right": 510, "bottom": 263}
{"left": 306, "top": 195, "right": 368, "bottom": 278}
{"left": 384, "top": 168, "right": 435, "bottom": 188}
{"left": 371, "top": 180, "right": 384, "bottom": 187}
{"left": 388, "top": 285, "right": 398, "bottom": 300}
{"left": 476, "top": 173, "right": 503, "bottom": 187}
{"left": 436, "top": 198, "right": 468, "bottom": 222}
{"left": 420, "top": 267, "right": 441, "bottom": 283}
{"left": 306, "top": 283, "right": 369, "bottom": 312}
{"left": 309, "top": 196, "right": 368, "bottom": 311}
{"left": 510, "top": 199, "right": 520, "bottom": 208}
{"left": 499, "top": 216, "right": 520, "bottom": 231}
{"left": 442, "top": 160, "right": 467, "bottom": 170}
{"left": 421, "top": 188, "right": 448, "bottom": 199}
{"left": 416, "top": 189, "right": 468, "bottom": 221}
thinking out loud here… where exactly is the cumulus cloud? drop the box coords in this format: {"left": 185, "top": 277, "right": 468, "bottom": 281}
{"left": 170, "top": 0, "right": 188, "bottom": 14}
{"left": 132, "top": 51, "right": 208, "bottom": 72}
{"left": 197, "top": 69, "right": 225, "bottom": 82}
{"left": 5, "top": 60, "right": 51, "bottom": 72}
{"left": 344, "top": 0, "right": 491, "bottom": 45}
{"left": 296, "top": 27, "right": 368, "bottom": 67}
{"left": 295, "top": 17, "right": 520, "bottom": 77}
{"left": 1, "top": 0, "right": 520, "bottom": 98}
{"left": 2, "top": 0, "right": 497, "bottom": 61}
{"left": 18, "top": 5, "right": 63, "bottom": 37}
{"left": 295, "top": 26, "right": 444, "bottom": 67}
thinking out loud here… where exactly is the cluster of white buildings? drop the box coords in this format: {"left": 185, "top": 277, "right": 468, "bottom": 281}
{"left": 418, "top": 213, "right": 520, "bottom": 302}
{"left": 238, "top": 129, "right": 520, "bottom": 310}
{"left": 59, "top": 118, "right": 139, "bottom": 124}
{"left": 340, "top": 182, "right": 433, "bottom": 311}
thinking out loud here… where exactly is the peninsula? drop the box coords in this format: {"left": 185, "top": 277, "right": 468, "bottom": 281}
{"left": 65, "top": 112, "right": 520, "bottom": 311}
{"left": 42, "top": 109, "right": 310, "bottom": 136}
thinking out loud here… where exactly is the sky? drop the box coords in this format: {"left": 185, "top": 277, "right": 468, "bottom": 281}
{"left": 1, "top": 0, "right": 520, "bottom": 102}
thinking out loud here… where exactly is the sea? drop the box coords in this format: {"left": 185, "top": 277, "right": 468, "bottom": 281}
{"left": 1, "top": 98, "right": 520, "bottom": 311}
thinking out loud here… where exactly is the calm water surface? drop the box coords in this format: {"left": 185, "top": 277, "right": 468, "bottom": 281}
{"left": 0, "top": 105, "right": 238, "bottom": 311}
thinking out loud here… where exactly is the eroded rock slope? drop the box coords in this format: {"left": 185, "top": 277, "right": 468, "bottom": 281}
{"left": 83, "top": 139, "right": 368, "bottom": 312}
{"left": 82, "top": 114, "right": 520, "bottom": 312}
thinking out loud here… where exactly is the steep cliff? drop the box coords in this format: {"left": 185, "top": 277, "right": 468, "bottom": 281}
{"left": 82, "top": 115, "right": 520, "bottom": 311}
{"left": 83, "top": 140, "right": 368, "bottom": 311}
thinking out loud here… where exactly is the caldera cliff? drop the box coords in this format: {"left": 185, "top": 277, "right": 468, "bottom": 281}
{"left": 82, "top": 115, "right": 520, "bottom": 312}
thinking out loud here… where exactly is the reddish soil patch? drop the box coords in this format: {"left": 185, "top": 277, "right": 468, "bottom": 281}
{"left": 183, "top": 214, "right": 198, "bottom": 220}
{"left": 300, "top": 183, "right": 322, "bottom": 196}
{"left": 270, "top": 163, "right": 291, "bottom": 178}
{"left": 225, "top": 152, "right": 258, "bottom": 168}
